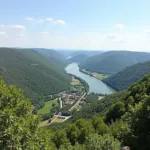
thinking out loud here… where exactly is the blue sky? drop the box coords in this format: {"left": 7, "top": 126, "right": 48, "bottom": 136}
{"left": 0, "top": 0, "right": 150, "bottom": 51}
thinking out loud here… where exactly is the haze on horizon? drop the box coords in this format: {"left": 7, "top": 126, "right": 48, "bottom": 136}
{"left": 1, "top": 0, "right": 150, "bottom": 52}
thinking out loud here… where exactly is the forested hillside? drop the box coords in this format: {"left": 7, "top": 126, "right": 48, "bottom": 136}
{"left": 48, "top": 74, "right": 150, "bottom": 150}
{"left": 68, "top": 54, "right": 88, "bottom": 63}
{"left": 0, "top": 48, "right": 71, "bottom": 109}
{"left": 33, "top": 48, "right": 68, "bottom": 69}
{"left": 80, "top": 51, "right": 150, "bottom": 74}
{"left": 1, "top": 72, "right": 150, "bottom": 149}
{"left": 103, "top": 61, "right": 150, "bottom": 90}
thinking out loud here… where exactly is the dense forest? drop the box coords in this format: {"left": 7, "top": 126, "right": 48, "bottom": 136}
{"left": 1, "top": 72, "right": 150, "bottom": 149}
{"left": 103, "top": 61, "right": 150, "bottom": 91}
{"left": 80, "top": 51, "right": 150, "bottom": 74}
{"left": 0, "top": 48, "right": 71, "bottom": 109}
{"left": 33, "top": 48, "right": 68, "bottom": 69}
{"left": 48, "top": 74, "right": 150, "bottom": 150}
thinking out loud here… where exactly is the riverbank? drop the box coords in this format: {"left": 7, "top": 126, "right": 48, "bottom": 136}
{"left": 79, "top": 68, "right": 117, "bottom": 92}
{"left": 79, "top": 68, "right": 108, "bottom": 80}
{"left": 67, "top": 73, "right": 89, "bottom": 93}
{"left": 65, "top": 63, "right": 114, "bottom": 94}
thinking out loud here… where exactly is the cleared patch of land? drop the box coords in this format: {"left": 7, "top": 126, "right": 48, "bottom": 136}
{"left": 38, "top": 99, "right": 59, "bottom": 114}
{"left": 39, "top": 120, "right": 49, "bottom": 127}
{"left": 71, "top": 76, "right": 81, "bottom": 85}
{"left": 52, "top": 118, "right": 64, "bottom": 123}
{"left": 39, "top": 115, "right": 57, "bottom": 127}
{"left": 98, "top": 96, "right": 104, "bottom": 101}
{"left": 71, "top": 76, "right": 84, "bottom": 92}
{"left": 82, "top": 69, "right": 108, "bottom": 80}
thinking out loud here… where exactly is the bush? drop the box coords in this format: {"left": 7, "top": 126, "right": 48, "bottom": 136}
{"left": 85, "top": 134, "right": 120, "bottom": 150}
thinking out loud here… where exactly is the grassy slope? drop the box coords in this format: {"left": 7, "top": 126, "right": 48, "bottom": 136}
{"left": 38, "top": 99, "right": 59, "bottom": 114}
{"left": 103, "top": 61, "right": 150, "bottom": 91}
{"left": 81, "top": 69, "right": 108, "bottom": 80}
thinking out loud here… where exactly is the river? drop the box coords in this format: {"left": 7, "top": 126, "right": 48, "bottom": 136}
{"left": 65, "top": 63, "right": 115, "bottom": 95}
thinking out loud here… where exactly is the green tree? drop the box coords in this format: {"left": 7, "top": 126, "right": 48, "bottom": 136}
{"left": 121, "top": 97, "right": 150, "bottom": 150}
{"left": 126, "top": 96, "right": 134, "bottom": 105}
{"left": 0, "top": 78, "right": 54, "bottom": 150}
{"left": 75, "top": 119, "right": 94, "bottom": 144}
{"left": 66, "top": 124, "right": 80, "bottom": 145}
{"left": 106, "top": 101, "right": 125, "bottom": 123}
{"left": 92, "top": 116, "right": 109, "bottom": 135}
{"left": 85, "top": 134, "right": 120, "bottom": 150}
{"left": 60, "top": 143, "right": 86, "bottom": 150}
{"left": 52, "top": 130, "right": 69, "bottom": 149}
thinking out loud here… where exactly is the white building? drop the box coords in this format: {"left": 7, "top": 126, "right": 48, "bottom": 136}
{"left": 59, "top": 97, "right": 63, "bottom": 108}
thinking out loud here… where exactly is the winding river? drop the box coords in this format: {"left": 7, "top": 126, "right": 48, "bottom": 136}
{"left": 65, "top": 63, "right": 115, "bottom": 95}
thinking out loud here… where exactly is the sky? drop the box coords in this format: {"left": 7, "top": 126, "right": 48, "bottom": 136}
{"left": 1, "top": 0, "right": 150, "bottom": 51}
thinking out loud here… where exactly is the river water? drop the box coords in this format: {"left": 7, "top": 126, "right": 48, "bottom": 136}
{"left": 65, "top": 63, "right": 114, "bottom": 94}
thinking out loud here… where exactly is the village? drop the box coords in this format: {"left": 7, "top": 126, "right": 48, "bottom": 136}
{"left": 52, "top": 76, "right": 86, "bottom": 123}
{"left": 39, "top": 76, "right": 87, "bottom": 126}
{"left": 38, "top": 75, "right": 105, "bottom": 127}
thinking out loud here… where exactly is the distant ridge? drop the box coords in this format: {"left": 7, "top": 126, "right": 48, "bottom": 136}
{"left": 103, "top": 60, "right": 150, "bottom": 90}
{"left": 0, "top": 47, "right": 71, "bottom": 109}
{"left": 80, "top": 51, "right": 150, "bottom": 74}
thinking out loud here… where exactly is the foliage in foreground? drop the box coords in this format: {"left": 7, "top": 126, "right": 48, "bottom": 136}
{"left": 0, "top": 78, "right": 55, "bottom": 150}
{"left": 1, "top": 74, "right": 150, "bottom": 149}
{"left": 49, "top": 74, "right": 150, "bottom": 150}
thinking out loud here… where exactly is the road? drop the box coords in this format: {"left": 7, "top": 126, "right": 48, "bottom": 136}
{"left": 69, "top": 93, "right": 86, "bottom": 111}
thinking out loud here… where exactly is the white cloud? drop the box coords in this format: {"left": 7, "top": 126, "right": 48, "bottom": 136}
{"left": 116, "top": 24, "right": 124, "bottom": 29}
{"left": 38, "top": 19, "right": 44, "bottom": 23}
{"left": 8, "top": 25, "right": 25, "bottom": 29}
{"left": 0, "top": 25, "right": 5, "bottom": 28}
{"left": 16, "top": 34, "right": 25, "bottom": 37}
{"left": 0, "top": 24, "right": 25, "bottom": 29}
{"left": 46, "top": 18, "right": 53, "bottom": 21}
{"left": 145, "top": 29, "right": 150, "bottom": 35}
{"left": 106, "top": 33, "right": 117, "bottom": 39}
{"left": 25, "top": 17, "right": 34, "bottom": 21}
{"left": 46, "top": 18, "right": 66, "bottom": 24}
{"left": 40, "top": 32, "right": 49, "bottom": 35}
{"left": 53, "top": 20, "right": 66, "bottom": 24}
{"left": 0, "top": 32, "right": 6, "bottom": 35}
{"left": 0, "top": 31, "right": 150, "bottom": 52}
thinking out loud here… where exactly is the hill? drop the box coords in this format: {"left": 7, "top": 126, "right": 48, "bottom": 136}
{"left": 33, "top": 48, "right": 68, "bottom": 69}
{"left": 1, "top": 66, "right": 150, "bottom": 149}
{"left": 48, "top": 74, "right": 150, "bottom": 150}
{"left": 68, "top": 54, "right": 88, "bottom": 63}
{"left": 70, "top": 50, "right": 103, "bottom": 58}
{"left": 58, "top": 50, "right": 104, "bottom": 59}
{"left": 103, "top": 61, "right": 150, "bottom": 91}
{"left": 80, "top": 51, "right": 150, "bottom": 74}
{"left": 0, "top": 48, "right": 71, "bottom": 109}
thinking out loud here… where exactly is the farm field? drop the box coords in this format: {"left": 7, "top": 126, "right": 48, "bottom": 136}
{"left": 81, "top": 69, "right": 108, "bottom": 80}
{"left": 38, "top": 99, "right": 59, "bottom": 114}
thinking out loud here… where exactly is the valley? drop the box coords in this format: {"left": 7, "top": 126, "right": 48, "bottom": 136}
{"left": 1, "top": 48, "right": 150, "bottom": 150}
{"left": 65, "top": 63, "right": 114, "bottom": 94}
{"left": 2, "top": 1, "right": 150, "bottom": 149}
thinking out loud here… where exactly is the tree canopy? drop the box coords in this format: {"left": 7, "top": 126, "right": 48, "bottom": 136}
{"left": 0, "top": 77, "right": 54, "bottom": 150}
{"left": 104, "top": 61, "right": 150, "bottom": 91}
{"left": 0, "top": 48, "right": 71, "bottom": 109}
{"left": 80, "top": 51, "right": 150, "bottom": 74}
